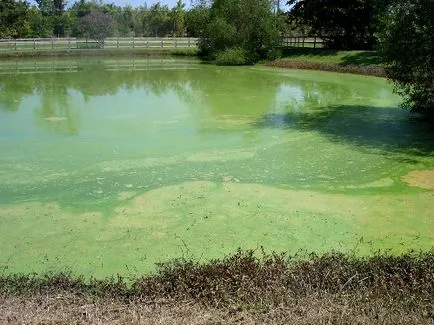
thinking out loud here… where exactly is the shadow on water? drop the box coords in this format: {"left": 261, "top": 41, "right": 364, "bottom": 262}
{"left": 253, "top": 105, "right": 434, "bottom": 159}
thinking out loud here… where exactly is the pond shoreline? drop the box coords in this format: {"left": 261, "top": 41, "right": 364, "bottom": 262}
{"left": 1, "top": 251, "right": 433, "bottom": 325}
{"left": 0, "top": 48, "right": 386, "bottom": 78}
{"left": 0, "top": 47, "right": 198, "bottom": 59}
{"left": 265, "top": 60, "right": 386, "bottom": 77}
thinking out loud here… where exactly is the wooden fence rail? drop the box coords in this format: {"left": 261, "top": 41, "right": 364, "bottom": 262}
{"left": 0, "top": 37, "right": 199, "bottom": 52}
{"left": 279, "top": 36, "right": 325, "bottom": 48}
{"left": 0, "top": 36, "right": 324, "bottom": 52}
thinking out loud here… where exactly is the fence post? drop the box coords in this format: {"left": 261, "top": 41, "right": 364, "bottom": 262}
{"left": 175, "top": 37, "right": 177, "bottom": 48}
{"left": 117, "top": 37, "right": 119, "bottom": 48}
{"left": 132, "top": 37, "right": 135, "bottom": 48}
{"left": 161, "top": 39, "right": 164, "bottom": 48}
{"left": 86, "top": 38, "right": 88, "bottom": 48}
{"left": 313, "top": 36, "right": 316, "bottom": 49}
{"left": 302, "top": 37, "right": 305, "bottom": 47}
{"left": 15, "top": 40, "right": 17, "bottom": 51}
{"left": 69, "top": 37, "right": 71, "bottom": 49}
{"left": 188, "top": 38, "right": 190, "bottom": 48}
{"left": 34, "top": 39, "right": 36, "bottom": 50}
{"left": 51, "top": 38, "right": 54, "bottom": 49}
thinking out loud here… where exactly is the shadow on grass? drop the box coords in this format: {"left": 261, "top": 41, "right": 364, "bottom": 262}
{"left": 340, "top": 51, "right": 383, "bottom": 66}
{"left": 280, "top": 47, "right": 339, "bottom": 57}
{"left": 253, "top": 105, "right": 434, "bottom": 158}
{"left": 279, "top": 48, "right": 383, "bottom": 66}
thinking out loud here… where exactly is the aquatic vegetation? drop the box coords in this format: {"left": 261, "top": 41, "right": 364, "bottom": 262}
{"left": 0, "top": 58, "right": 433, "bottom": 277}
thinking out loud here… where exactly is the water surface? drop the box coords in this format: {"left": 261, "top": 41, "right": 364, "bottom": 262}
{"left": 0, "top": 58, "right": 433, "bottom": 277}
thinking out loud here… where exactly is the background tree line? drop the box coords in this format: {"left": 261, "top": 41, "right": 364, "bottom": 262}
{"left": 0, "top": 0, "right": 211, "bottom": 38}
{"left": 0, "top": 0, "right": 394, "bottom": 47}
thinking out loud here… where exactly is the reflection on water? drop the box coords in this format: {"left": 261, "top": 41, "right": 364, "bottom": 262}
{"left": 0, "top": 58, "right": 391, "bottom": 135}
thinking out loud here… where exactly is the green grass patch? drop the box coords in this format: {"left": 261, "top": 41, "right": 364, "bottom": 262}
{"left": 277, "top": 48, "right": 383, "bottom": 66}
{"left": 267, "top": 48, "right": 385, "bottom": 76}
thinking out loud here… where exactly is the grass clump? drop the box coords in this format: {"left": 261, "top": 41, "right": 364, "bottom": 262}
{"left": 1, "top": 250, "right": 433, "bottom": 324}
{"left": 215, "top": 47, "right": 253, "bottom": 66}
{"left": 169, "top": 48, "right": 199, "bottom": 57}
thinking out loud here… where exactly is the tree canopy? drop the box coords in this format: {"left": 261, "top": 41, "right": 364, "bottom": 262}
{"left": 287, "top": 0, "right": 392, "bottom": 50}
{"left": 198, "top": 0, "right": 279, "bottom": 64}
{"left": 0, "top": 0, "right": 31, "bottom": 38}
{"left": 380, "top": 0, "right": 434, "bottom": 114}
{"left": 0, "top": 0, "right": 209, "bottom": 39}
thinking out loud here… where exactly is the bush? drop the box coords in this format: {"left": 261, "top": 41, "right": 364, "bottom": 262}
{"left": 265, "top": 48, "right": 282, "bottom": 61}
{"left": 170, "top": 48, "right": 199, "bottom": 57}
{"left": 215, "top": 47, "right": 253, "bottom": 66}
{"left": 198, "top": 0, "right": 279, "bottom": 65}
{"left": 381, "top": 0, "right": 434, "bottom": 115}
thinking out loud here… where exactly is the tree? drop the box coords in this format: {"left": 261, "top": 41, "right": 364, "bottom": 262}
{"left": 287, "top": 0, "right": 391, "bottom": 50}
{"left": 147, "top": 3, "right": 171, "bottom": 37}
{"left": 53, "top": 0, "right": 66, "bottom": 36}
{"left": 199, "top": 0, "right": 279, "bottom": 64}
{"left": 185, "top": 1, "right": 210, "bottom": 37}
{"left": 77, "top": 11, "right": 115, "bottom": 41}
{"left": 114, "top": 5, "right": 135, "bottom": 37}
{"left": 0, "top": 0, "right": 31, "bottom": 38}
{"left": 380, "top": 0, "right": 434, "bottom": 114}
{"left": 170, "top": 0, "right": 186, "bottom": 37}
{"left": 27, "top": 5, "right": 52, "bottom": 37}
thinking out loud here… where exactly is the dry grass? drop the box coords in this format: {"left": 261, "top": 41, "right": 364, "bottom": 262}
{"left": 1, "top": 250, "right": 433, "bottom": 324}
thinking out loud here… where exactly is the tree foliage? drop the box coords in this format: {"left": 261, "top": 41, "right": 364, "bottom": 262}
{"left": 199, "top": 0, "right": 279, "bottom": 64}
{"left": 185, "top": 4, "right": 209, "bottom": 37}
{"left": 0, "top": 0, "right": 31, "bottom": 38}
{"left": 76, "top": 12, "right": 115, "bottom": 41}
{"left": 380, "top": 0, "right": 434, "bottom": 114}
{"left": 287, "top": 0, "right": 391, "bottom": 50}
{"left": 0, "top": 0, "right": 210, "bottom": 39}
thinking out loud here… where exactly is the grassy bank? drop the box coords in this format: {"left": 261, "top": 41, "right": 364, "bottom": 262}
{"left": 0, "top": 47, "right": 198, "bottom": 59}
{"left": 1, "top": 250, "right": 433, "bottom": 324}
{"left": 267, "top": 48, "right": 385, "bottom": 77}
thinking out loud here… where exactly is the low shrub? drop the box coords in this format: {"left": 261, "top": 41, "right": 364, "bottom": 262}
{"left": 170, "top": 48, "right": 199, "bottom": 57}
{"left": 1, "top": 250, "right": 433, "bottom": 324}
{"left": 215, "top": 47, "right": 253, "bottom": 66}
{"left": 265, "top": 48, "right": 282, "bottom": 61}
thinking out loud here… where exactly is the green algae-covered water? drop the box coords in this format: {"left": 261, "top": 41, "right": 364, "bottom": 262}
{"left": 0, "top": 58, "right": 433, "bottom": 277}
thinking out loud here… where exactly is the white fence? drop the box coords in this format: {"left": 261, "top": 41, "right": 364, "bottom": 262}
{"left": 0, "top": 37, "right": 199, "bottom": 52}
{"left": 279, "top": 36, "right": 325, "bottom": 48}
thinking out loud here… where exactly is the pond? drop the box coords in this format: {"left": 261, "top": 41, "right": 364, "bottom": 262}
{"left": 0, "top": 57, "right": 433, "bottom": 277}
